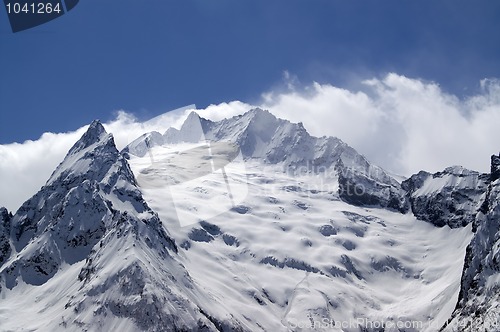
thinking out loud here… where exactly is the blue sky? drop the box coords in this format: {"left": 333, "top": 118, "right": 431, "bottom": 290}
{"left": 1, "top": 0, "right": 500, "bottom": 143}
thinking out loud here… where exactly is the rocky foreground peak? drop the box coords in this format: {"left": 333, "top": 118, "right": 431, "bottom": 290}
{"left": 0, "top": 121, "right": 230, "bottom": 330}
{"left": 68, "top": 120, "right": 107, "bottom": 154}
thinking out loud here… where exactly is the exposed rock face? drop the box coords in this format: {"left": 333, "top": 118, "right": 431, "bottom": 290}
{"left": 336, "top": 160, "right": 409, "bottom": 213}
{"left": 402, "top": 166, "right": 489, "bottom": 228}
{"left": 0, "top": 207, "right": 11, "bottom": 269}
{"left": 491, "top": 153, "right": 500, "bottom": 182}
{"left": 441, "top": 154, "right": 500, "bottom": 331}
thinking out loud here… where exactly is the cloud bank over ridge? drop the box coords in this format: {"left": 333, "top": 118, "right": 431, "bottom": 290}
{"left": 1, "top": 73, "right": 499, "bottom": 212}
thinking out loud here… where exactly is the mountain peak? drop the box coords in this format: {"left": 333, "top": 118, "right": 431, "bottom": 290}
{"left": 182, "top": 111, "right": 206, "bottom": 129}
{"left": 178, "top": 111, "right": 209, "bottom": 143}
{"left": 247, "top": 107, "right": 269, "bottom": 115}
{"left": 124, "top": 108, "right": 409, "bottom": 212}
{"left": 242, "top": 108, "right": 276, "bottom": 122}
{"left": 0, "top": 207, "right": 10, "bottom": 221}
{"left": 185, "top": 110, "right": 201, "bottom": 121}
{"left": 46, "top": 120, "right": 123, "bottom": 186}
{"left": 67, "top": 120, "right": 108, "bottom": 156}
{"left": 4, "top": 116, "right": 173, "bottom": 283}
{"left": 83, "top": 119, "right": 106, "bottom": 141}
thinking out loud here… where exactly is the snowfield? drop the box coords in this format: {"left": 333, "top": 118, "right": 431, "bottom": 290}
{"left": 128, "top": 148, "right": 473, "bottom": 331}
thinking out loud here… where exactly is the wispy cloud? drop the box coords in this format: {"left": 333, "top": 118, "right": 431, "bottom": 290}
{"left": 258, "top": 74, "right": 500, "bottom": 177}
{"left": 1, "top": 73, "right": 499, "bottom": 212}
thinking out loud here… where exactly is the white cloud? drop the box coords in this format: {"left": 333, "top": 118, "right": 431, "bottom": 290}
{"left": 257, "top": 73, "right": 500, "bottom": 177}
{"left": 1, "top": 73, "right": 499, "bottom": 212}
{"left": 0, "top": 108, "right": 197, "bottom": 213}
{"left": 195, "top": 101, "right": 253, "bottom": 122}
{"left": 0, "top": 129, "right": 86, "bottom": 213}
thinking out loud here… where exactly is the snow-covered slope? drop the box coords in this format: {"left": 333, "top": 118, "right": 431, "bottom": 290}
{"left": 128, "top": 150, "right": 472, "bottom": 331}
{"left": 122, "top": 131, "right": 165, "bottom": 160}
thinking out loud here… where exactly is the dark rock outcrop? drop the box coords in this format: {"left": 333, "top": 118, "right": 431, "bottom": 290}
{"left": 0, "top": 207, "right": 12, "bottom": 268}
{"left": 402, "top": 166, "right": 488, "bottom": 228}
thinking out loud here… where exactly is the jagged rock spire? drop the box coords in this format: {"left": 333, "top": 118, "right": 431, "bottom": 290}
{"left": 491, "top": 153, "right": 500, "bottom": 181}
{"left": 68, "top": 120, "right": 107, "bottom": 155}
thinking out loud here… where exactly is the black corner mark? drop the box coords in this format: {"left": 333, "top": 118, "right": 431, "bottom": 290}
{"left": 64, "top": 0, "right": 78, "bottom": 11}
{"left": 4, "top": 0, "right": 79, "bottom": 33}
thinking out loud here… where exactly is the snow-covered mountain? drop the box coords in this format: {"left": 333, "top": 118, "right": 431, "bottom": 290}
{"left": 0, "top": 109, "right": 498, "bottom": 331}
{"left": 124, "top": 109, "right": 408, "bottom": 213}
{"left": 441, "top": 154, "right": 500, "bottom": 331}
